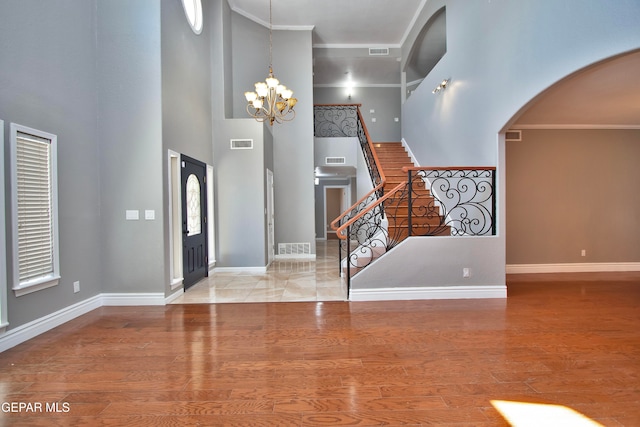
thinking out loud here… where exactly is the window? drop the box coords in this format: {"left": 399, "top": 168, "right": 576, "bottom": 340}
{"left": 186, "top": 174, "right": 202, "bottom": 236}
{"left": 181, "top": 0, "right": 203, "bottom": 35}
{"left": 10, "top": 124, "right": 60, "bottom": 296}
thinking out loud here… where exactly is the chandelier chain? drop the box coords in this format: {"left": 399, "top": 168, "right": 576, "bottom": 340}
{"left": 269, "top": 0, "right": 273, "bottom": 71}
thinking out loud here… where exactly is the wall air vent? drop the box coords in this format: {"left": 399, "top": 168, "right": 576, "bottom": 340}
{"left": 230, "top": 139, "right": 253, "bottom": 149}
{"left": 325, "top": 156, "right": 346, "bottom": 165}
{"left": 369, "top": 47, "right": 389, "bottom": 56}
{"left": 278, "top": 242, "right": 311, "bottom": 258}
{"left": 505, "top": 130, "right": 522, "bottom": 142}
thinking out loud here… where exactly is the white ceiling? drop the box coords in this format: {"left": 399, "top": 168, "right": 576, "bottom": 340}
{"left": 228, "top": 0, "right": 425, "bottom": 87}
{"left": 228, "top": 0, "right": 424, "bottom": 46}
{"left": 228, "top": 1, "right": 640, "bottom": 127}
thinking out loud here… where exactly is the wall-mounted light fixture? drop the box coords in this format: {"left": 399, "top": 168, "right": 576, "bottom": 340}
{"left": 432, "top": 78, "right": 450, "bottom": 94}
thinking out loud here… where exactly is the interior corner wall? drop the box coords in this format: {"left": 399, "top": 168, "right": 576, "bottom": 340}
{"left": 230, "top": 13, "right": 269, "bottom": 119}
{"left": 97, "top": 0, "right": 165, "bottom": 294}
{"left": 395, "top": 0, "right": 640, "bottom": 290}
{"left": 313, "top": 87, "right": 402, "bottom": 142}
{"left": 161, "top": 0, "right": 213, "bottom": 294}
{"left": 161, "top": 0, "right": 213, "bottom": 163}
{"left": 272, "top": 29, "right": 316, "bottom": 255}
{"left": 506, "top": 129, "right": 640, "bottom": 265}
{"left": 209, "top": 0, "right": 234, "bottom": 120}
{"left": 401, "top": 1, "right": 640, "bottom": 168}
{"left": 213, "top": 120, "right": 268, "bottom": 268}
{"left": 0, "top": 0, "right": 103, "bottom": 330}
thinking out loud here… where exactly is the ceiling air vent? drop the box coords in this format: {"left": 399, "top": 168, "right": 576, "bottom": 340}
{"left": 230, "top": 139, "right": 253, "bottom": 150}
{"left": 325, "top": 156, "right": 346, "bottom": 165}
{"left": 369, "top": 47, "right": 389, "bottom": 56}
{"left": 505, "top": 130, "right": 522, "bottom": 141}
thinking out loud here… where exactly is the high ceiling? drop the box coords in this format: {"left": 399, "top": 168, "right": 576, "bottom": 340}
{"left": 228, "top": 0, "right": 425, "bottom": 87}
{"left": 228, "top": 1, "right": 640, "bottom": 127}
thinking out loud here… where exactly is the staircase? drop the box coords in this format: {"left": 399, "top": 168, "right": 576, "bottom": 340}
{"left": 374, "top": 142, "right": 450, "bottom": 245}
{"left": 315, "top": 105, "right": 496, "bottom": 296}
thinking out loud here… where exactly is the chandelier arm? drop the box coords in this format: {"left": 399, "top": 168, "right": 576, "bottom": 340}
{"left": 245, "top": 0, "right": 296, "bottom": 126}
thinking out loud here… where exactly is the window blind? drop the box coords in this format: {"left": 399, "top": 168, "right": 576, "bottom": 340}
{"left": 16, "top": 132, "right": 54, "bottom": 282}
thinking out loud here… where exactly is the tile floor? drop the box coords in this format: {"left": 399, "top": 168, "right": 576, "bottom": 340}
{"left": 170, "top": 240, "right": 347, "bottom": 304}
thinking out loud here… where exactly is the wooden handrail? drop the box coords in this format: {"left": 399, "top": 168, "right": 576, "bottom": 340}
{"left": 402, "top": 166, "right": 496, "bottom": 172}
{"left": 356, "top": 107, "right": 386, "bottom": 187}
{"left": 314, "top": 103, "right": 362, "bottom": 107}
{"left": 327, "top": 104, "right": 387, "bottom": 233}
{"left": 335, "top": 181, "right": 407, "bottom": 240}
{"left": 330, "top": 184, "right": 384, "bottom": 231}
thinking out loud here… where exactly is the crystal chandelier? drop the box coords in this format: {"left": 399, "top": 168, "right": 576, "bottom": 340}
{"left": 244, "top": 0, "right": 297, "bottom": 125}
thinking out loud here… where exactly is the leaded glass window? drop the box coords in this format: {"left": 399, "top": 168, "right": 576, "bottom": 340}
{"left": 186, "top": 174, "right": 201, "bottom": 236}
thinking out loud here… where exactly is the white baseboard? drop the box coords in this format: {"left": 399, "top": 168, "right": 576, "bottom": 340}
{"left": 101, "top": 293, "right": 166, "bottom": 306}
{"left": 349, "top": 285, "right": 507, "bottom": 301}
{"left": 506, "top": 262, "right": 640, "bottom": 274}
{"left": 275, "top": 254, "right": 316, "bottom": 260}
{"left": 213, "top": 266, "right": 268, "bottom": 274}
{"left": 0, "top": 292, "right": 168, "bottom": 353}
{"left": 0, "top": 295, "right": 102, "bottom": 353}
{"left": 165, "top": 289, "right": 184, "bottom": 304}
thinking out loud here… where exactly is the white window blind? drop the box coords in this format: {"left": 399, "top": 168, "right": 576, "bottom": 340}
{"left": 16, "top": 131, "right": 55, "bottom": 282}
{"left": 10, "top": 123, "right": 60, "bottom": 296}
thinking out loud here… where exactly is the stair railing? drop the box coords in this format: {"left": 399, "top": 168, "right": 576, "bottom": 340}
{"left": 315, "top": 104, "right": 388, "bottom": 297}
{"left": 404, "top": 167, "right": 497, "bottom": 237}
{"left": 314, "top": 105, "right": 497, "bottom": 298}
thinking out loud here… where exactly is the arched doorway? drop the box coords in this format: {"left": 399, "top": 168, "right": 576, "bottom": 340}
{"left": 503, "top": 50, "right": 640, "bottom": 273}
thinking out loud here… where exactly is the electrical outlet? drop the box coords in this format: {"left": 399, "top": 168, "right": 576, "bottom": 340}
{"left": 463, "top": 268, "right": 470, "bottom": 278}
{"left": 73, "top": 281, "right": 80, "bottom": 293}
{"left": 581, "top": 249, "right": 586, "bottom": 257}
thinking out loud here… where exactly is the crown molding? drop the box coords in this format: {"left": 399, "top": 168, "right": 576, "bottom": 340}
{"left": 510, "top": 124, "right": 640, "bottom": 130}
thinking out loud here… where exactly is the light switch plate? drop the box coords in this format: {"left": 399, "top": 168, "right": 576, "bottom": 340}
{"left": 126, "top": 210, "right": 139, "bottom": 220}
{"left": 145, "top": 210, "right": 155, "bottom": 220}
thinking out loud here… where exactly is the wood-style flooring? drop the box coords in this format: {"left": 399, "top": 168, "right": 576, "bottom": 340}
{"left": 0, "top": 272, "right": 638, "bottom": 426}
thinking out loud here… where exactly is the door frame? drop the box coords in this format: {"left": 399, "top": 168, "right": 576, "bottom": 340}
{"left": 266, "top": 168, "right": 275, "bottom": 266}
{"left": 181, "top": 154, "right": 208, "bottom": 289}
{"left": 323, "top": 185, "right": 350, "bottom": 240}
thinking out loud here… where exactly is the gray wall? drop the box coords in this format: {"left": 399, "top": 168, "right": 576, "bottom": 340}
{"left": 314, "top": 87, "right": 402, "bottom": 142}
{"left": 402, "top": 0, "right": 640, "bottom": 167}
{"left": 161, "top": 0, "right": 213, "bottom": 163}
{"left": 379, "top": 0, "right": 640, "bottom": 291}
{"left": 314, "top": 137, "right": 358, "bottom": 168}
{"left": 507, "top": 129, "right": 640, "bottom": 264}
{"left": 0, "top": 0, "right": 102, "bottom": 329}
{"left": 161, "top": 0, "right": 213, "bottom": 294}
{"left": 231, "top": 13, "right": 316, "bottom": 255}
{"left": 272, "top": 29, "right": 316, "bottom": 254}
{"left": 209, "top": 0, "right": 234, "bottom": 121}
{"left": 213, "top": 120, "right": 268, "bottom": 267}
{"left": 231, "top": 13, "right": 270, "bottom": 119}
{"left": 97, "top": 0, "right": 164, "bottom": 294}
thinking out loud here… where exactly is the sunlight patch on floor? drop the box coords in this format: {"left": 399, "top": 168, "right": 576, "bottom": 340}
{"left": 491, "top": 400, "right": 604, "bottom": 427}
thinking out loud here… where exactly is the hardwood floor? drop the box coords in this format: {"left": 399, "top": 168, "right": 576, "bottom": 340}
{"left": 0, "top": 272, "right": 638, "bottom": 426}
